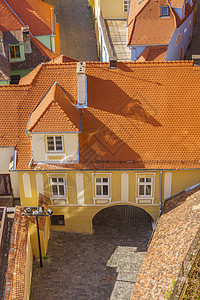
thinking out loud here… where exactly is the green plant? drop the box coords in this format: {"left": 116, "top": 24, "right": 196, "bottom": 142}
{"left": 166, "top": 280, "right": 175, "bottom": 300}
{"left": 43, "top": 253, "right": 49, "bottom": 259}
{"left": 88, "top": 0, "right": 94, "bottom": 7}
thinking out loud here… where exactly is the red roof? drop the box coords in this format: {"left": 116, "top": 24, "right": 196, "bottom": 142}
{"left": 28, "top": 82, "right": 81, "bottom": 133}
{"left": 127, "top": 0, "right": 197, "bottom": 46}
{"left": 0, "top": 0, "right": 22, "bottom": 32}
{"left": 0, "top": 0, "right": 51, "bottom": 35}
{"left": 1, "top": 60, "right": 200, "bottom": 171}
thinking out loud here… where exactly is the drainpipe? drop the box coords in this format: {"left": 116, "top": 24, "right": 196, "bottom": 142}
{"left": 159, "top": 171, "right": 163, "bottom": 215}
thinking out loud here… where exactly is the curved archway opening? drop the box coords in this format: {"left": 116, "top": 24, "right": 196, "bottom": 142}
{"left": 92, "top": 205, "right": 154, "bottom": 235}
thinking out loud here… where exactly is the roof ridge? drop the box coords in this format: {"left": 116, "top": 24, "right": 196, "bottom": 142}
{"left": 19, "top": 63, "right": 44, "bottom": 86}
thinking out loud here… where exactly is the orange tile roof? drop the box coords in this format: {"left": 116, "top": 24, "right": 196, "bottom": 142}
{"left": 137, "top": 45, "right": 167, "bottom": 61}
{"left": 128, "top": 0, "right": 176, "bottom": 45}
{"left": 0, "top": 0, "right": 22, "bottom": 31}
{"left": 127, "top": 0, "right": 196, "bottom": 46}
{"left": 48, "top": 55, "right": 78, "bottom": 64}
{"left": 27, "top": 82, "right": 81, "bottom": 133}
{"left": 5, "top": 0, "right": 51, "bottom": 36}
{"left": 131, "top": 184, "right": 200, "bottom": 299}
{"left": 1, "top": 60, "right": 200, "bottom": 170}
{"left": 31, "top": 36, "right": 53, "bottom": 60}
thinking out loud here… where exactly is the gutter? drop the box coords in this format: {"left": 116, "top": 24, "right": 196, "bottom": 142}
{"left": 13, "top": 150, "right": 17, "bottom": 171}
{"left": 159, "top": 170, "right": 162, "bottom": 215}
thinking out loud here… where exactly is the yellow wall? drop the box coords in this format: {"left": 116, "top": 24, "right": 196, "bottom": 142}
{"left": 24, "top": 232, "right": 33, "bottom": 300}
{"left": 29, "top": 215, "right": 51, "bottom": 259}
{"left": 171, "top": 170, "right": 200, "bottom": 196}
{"left": 100, "top": 0, "right": 128, "bottom": 19}
{"left": 18, "top": 169, "right": 200, "bottom": 234}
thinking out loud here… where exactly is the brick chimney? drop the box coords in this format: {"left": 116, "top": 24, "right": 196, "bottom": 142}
{"left": 21, "top": 26, "right": 32, "bottom": 54}
{"left": 76, "top": 62, "right": 87, "bottom": 106}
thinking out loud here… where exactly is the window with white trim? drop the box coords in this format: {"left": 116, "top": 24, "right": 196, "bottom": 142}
{"left": 95, "top": 178, "right": 109, "bottom": 197}
{"left": 51, "top": 178, "right": 65, "bottom": 197}
{"left": 138, "top": 177, "right": 153, "bottom": 197}
{"left": 47, "top": 136, "right": 63, "bottom": 152}
{"left": 160, "top": 6, "right": 169, "bottom": 17}
{"left": 123, "top": 0, "right": 130, "bottom": 13}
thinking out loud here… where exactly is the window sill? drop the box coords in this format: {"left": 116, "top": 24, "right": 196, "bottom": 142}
{"left": 136, "top": 197, "right": 154, "bottom": 204}
{"left": 50, "top": 197, "right": 68, "bottom": 205}
{"left": 93, "top": 197, "right": 111, "bottom": 205}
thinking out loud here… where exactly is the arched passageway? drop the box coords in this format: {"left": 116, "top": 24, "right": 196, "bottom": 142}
{"left": 31, "top": 206, "right": 154, "bottom": 300}
{"left": 92, "top": 205, "right": 154, "bottom": 234}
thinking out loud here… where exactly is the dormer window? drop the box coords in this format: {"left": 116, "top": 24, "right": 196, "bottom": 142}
{"left": 47, "top": 136, "right": 63, "bottom": 152}
{"left": 9, "top": 45, "right": 20, "bottom": 59}
{"left": 160, "top": 6, "right": 169, "bottom": 17}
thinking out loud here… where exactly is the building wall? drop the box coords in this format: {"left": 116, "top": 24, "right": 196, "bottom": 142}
{"left": 0, "top": 80, "right": 9, "bottom": 85}
{"left": 24, "top": 232, "right": 33, "bottom": 300}
{"left": 165, "top": 10, "right": 194, "bottom": 60}
{"left": 31, "top": 133, "right": 78, "bottom": 163}
{"left": 131, "top": 46, "right": 146, "bottom": 61}
{"left": 100, "top": 0, "right": 129, "bottom": 19}
{"left": 0, "top": 147, "right": 19, "bottom": 197}
{"left": 11, "top": 69, "right": 32, "bottom": 79}
{"left": 35, "top": 35, "right": 52, "bottom": 51}
{"left": 17, "top": 169, "right": 200, "bottom": 233}
{"left": 29, "top": 214, "right": 51, "bottom": 258}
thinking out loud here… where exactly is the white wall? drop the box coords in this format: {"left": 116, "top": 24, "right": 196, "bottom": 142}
{"left": 0, "top": 147, "right": 19, "bottom": 197}
{"left": 31, "top": 133, "right": 79, "bottom": 162}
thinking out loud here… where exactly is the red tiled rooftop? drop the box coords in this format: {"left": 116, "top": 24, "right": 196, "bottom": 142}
{"left": 0, "top": 60, "right": 200, "bottom": 170}
{"left": 127, "top": 0, "right": 196, "bottom": 46}
{"left": 130, "top": 184, "right": 200, "bottom": 299}
{"left": 0, "top": 0, "right": 52, "bottom": 36}
{"left": 28, "top": 82, "right": 81, "bottom": 133}
{"left": 137, "top": 45, "right": 167, "bottom": 61}
{"left": 0, "top": 0, "right": 22, "bottom": 32}
{"left": 5, "top": 0, "right": 51, "bottom": 36}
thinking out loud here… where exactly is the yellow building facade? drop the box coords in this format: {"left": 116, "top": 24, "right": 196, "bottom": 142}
{"left": 18, "top": 169, "right": 200, "bottom": 234}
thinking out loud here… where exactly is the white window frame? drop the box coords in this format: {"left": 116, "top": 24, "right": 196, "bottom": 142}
{"left": 92, "top": 173, "right": 112, "bottom": 204}
{"left": 95, "top": 178, "right": 109, "bottom": 198}
{"left": 47, "top": 136, "right": 63, "bottom": 153}
{"left": 123, "top": 0, "right": 130, "bottom": 13}
{"left": 138, "top": 177, "right": 153, "bottom": 197}
{"left": 160, "top": 6, "right": 169, "bottom": 17}
{"left": 51, "top": 177, "right": 66, "bottom": 198}
{"left": 136, "top": 173, "right": 155, "bottom": 204}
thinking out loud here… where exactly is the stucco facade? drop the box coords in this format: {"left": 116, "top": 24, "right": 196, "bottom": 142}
{"left": 17, "top": 169, "right": 200, "bottom": 233}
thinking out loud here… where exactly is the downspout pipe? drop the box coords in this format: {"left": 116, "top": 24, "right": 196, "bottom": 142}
{"left": 159, "top": 171, "right": 163, "bottom": 215}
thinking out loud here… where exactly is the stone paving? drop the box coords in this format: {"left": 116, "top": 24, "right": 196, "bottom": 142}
{"left": 44, "top": 0, "right": 98, "bottom": 61}
{"left": 31, "top": 206, "right": 152, "bottom": 300}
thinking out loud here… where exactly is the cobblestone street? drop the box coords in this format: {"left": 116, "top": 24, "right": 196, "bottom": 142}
{"left": 31, "top": 206, "right": 152, "bottom": 300}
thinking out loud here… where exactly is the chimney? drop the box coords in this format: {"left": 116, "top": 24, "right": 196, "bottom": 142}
{"left": 110, "top": 56, "right": 117, "bottom": 69}
{"left": 21, "top": 26, "right": 32, "bottom": 54}
{"left": 192, "top": 55, "right": 200, "bottom": 66}
{"left": 76, "top": 62, "right": 87, "bottom": 105}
